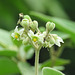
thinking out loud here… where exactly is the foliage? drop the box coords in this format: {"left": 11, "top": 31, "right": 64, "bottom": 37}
{"left": 0, "top": 0, "right": 75, "bottom": 75}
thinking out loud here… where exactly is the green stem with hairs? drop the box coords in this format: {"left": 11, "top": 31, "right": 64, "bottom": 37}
{"left": 35, "top": 49, "right": 39, "bottom": 75}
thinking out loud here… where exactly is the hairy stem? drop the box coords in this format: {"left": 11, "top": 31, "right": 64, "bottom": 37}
{"left": 35, "top": 49, "right": 39, "bottom": 75}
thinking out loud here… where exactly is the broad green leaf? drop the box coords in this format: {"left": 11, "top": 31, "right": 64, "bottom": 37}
{"left": 42, "top": 67, "right": 65, "bottom": 75}
{"left": 17, "top": 45, "right": 34, "bottom": 61}
{"left": 0, "top": 49, "right": 17, "bottom": 57}
{"left": 40, "top": 59, "right": 70, "bottom": 69}
{"left": 0, "top": 57, "right": 19, "bottom": 75}
{"left": 53, "top": 66, "right": 65, "bottom": 71}
{"left": 0, "top": 1, "right": 16, "bottom": 30}
{"left": 9, "top": 0, "right": 29, "bottom": 14}
{"left": 18, "top": 62, "right": 34, "bottom": 75}
{"left": 18, "top": 62, "right": 42, "bottom": 75}
{"left": 24, "top": 45, "right": 34, "bottom": 59}
{"left": 18, "top": 45, "right": 26, "bottom": 62}
{"left": 25, "top": 0, "right": 45, "bottom": 13}
{"left": 45, "top": 0, "right": 69, "bottom": 19}
{"left": 0, "top": 29, "right": 13, "bottom": 46}
{"left": 30, "top": 12, "right": 75, "bottom": 42}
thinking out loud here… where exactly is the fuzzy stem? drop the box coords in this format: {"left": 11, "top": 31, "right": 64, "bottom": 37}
{"left": 35, "top": 49, "right": 39, "bottom": 75}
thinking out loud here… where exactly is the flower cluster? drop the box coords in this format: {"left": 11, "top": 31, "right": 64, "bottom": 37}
{"left": 11, "top": 13, "right": 64, "bottom": 50}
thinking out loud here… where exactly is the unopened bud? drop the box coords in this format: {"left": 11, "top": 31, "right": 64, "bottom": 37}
{"left": 46, "top": 22, "right": 55, "bottom": 32}
{"left": 24, "top": 15, "right": 32, "bottom": 22}
{"left": 30, "top": 20, "right": 38, "bottom": 32}
{"left": 20, "top": 19, "right": 29, "bottom": 29}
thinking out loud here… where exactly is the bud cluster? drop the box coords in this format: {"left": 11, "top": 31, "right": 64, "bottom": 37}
{"left": 11, "top": 14, "right": 64, "bottom": 50}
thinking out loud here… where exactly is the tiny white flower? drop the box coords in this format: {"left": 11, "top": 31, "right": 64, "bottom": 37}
{"left": 43, "top": 34, "right": 64, "bottom": 48}
{"left": 11, "top": 26, "right": 24, "bottom": 41}
{"left": 52, "top": 34, "right": 64, "bottom": 47}
{"left": 28, "top": 30, "right": 44, "bottom": 44}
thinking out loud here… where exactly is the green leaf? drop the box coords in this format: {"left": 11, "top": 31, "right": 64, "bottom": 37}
{"left": 51, "top": 31, "right": 70, "bottom": 40}
{"left": 45, "top": 0, "right": 69, "bottom": 19}
{"left": 18, "top": 62, "right": 34, "bottom": 75}
{"left": 0, "top": 57, "right": 19, "bottom": 75}
{"left": 18, "top": 62, "right": 42, "bottom": 75}
{"left": 53, "top": 66, "right": 65, "bottom": 71}
{"left": 0, "top": 49, "right": 17, "bottom": 57}
{"left": 25, "top": 0, "right": 45, "bottom": 13}
{"left": 24, "top": 45, "right": 34, "bottom": 59}
{"left": 16, "top": 45, "right": 34, "bottom": 62}
{"left": 9, "top": 0, "right": 29, "bottom": 14}
{"left": 0, "top": 1, "right": 16, "bottom": 30}
{"left": 40, "top": 58, "right": 70, "bottom": 69}
{"left": 30, "top": 11, "right": 75, "bottom": 42}
{"left": 42, "top": 67, "right": 65, "bottom": 75}
{"left": 0, "top": 29, "right": 13, "bottom": 46}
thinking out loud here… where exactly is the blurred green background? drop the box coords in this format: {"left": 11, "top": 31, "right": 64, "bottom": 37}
{"left": 0, "top": 0, "right": 75, "bottom": 75}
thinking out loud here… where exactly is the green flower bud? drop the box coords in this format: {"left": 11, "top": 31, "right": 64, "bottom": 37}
{"left": 33, "top": 20, "right": 38, "bottom": 28}
{"left": 24, "top": 15, "right": 32, "bottom": 22}
{"left": 20, "top": 19, "right": 29, "bottom": 29}
{"left": 46, "top": 22, "right": 55, "bottom": 32}
{"left": 30, "top": 20, "right": 38, "bottom": 32}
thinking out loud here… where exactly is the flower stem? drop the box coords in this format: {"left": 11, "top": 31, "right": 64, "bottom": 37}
{"left": 35, "top": 49, "right": 39, "bottom": 75}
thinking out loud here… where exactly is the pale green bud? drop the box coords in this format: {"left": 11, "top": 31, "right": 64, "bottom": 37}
{"left": 24, "top": 15, "right": 32, "bottom": 22}
{"left": 46, "top": 22, "right": 55, "bottom": 32}
{"left": 30, "top": 20, "right": 38, "bottom": 32}
{"left": 20, "top": 19, "right": 29, "bottom": 29}
{"left": 33, "top": 20, "right": 38, "bottom": 28}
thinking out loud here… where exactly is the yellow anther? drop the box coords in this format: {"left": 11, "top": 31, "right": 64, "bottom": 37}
{"left": 15, "top": 35, "right": 18, "bottom": 39}
{"left": 33, "top": 38, "right": 37, "bottom": 42}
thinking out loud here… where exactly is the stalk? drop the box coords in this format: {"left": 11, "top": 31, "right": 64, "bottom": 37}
{"left": 35, "top": 49, "right": 39, "bottom": 75}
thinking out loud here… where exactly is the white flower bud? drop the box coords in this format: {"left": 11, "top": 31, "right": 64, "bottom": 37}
{"left": 20, "top": 19, "right": 29, "bottom": 29}
{"left": 46, "top": 22, "right": 55, "bottom": 32}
